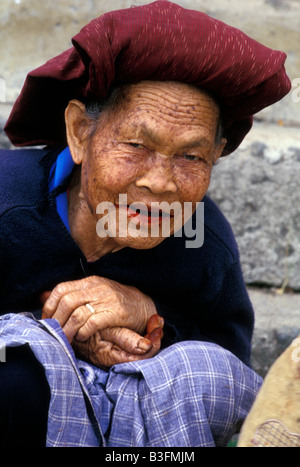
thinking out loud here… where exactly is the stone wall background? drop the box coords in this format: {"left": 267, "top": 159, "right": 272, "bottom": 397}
{"left": 1, "top": 0, "right": 299, "bottom": 375}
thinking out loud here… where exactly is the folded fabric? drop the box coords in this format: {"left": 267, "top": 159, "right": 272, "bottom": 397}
{"left": 0, "top": 313, "right": 262, "bottom": 447}
{"left": 5, "top": 1, "right": 291, "bottom": 155}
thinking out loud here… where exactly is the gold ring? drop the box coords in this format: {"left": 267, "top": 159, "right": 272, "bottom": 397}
{"left": 86, "top": 303, "right": 95, "bottom": 314}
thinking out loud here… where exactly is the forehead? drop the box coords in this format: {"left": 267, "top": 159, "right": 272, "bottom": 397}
{"left": 107, "top": 81, "right": 220, "bottom": 139}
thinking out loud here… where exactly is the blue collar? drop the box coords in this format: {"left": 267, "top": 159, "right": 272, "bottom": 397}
{"left": 49, "top": 147, "right": 75, "bottom": 232}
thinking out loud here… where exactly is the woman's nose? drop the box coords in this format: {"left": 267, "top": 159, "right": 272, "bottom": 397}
{"left": 135, "top": 155, "right": 177, "bottom": 194}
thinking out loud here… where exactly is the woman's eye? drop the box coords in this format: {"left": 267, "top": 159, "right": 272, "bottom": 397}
{"left": 183, "top": 154, "right": 200, "bottom": 161}
{"left": 129, "top": 143, "right": 144, "bottom": 149}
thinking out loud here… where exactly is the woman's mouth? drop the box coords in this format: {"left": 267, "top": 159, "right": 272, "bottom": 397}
{"left": 115, "top": 203, "right": 174, "bottom": 226}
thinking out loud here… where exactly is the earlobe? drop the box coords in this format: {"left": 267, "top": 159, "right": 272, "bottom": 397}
{"left": 65, "top": 99, "right": 90, "bottom": 165}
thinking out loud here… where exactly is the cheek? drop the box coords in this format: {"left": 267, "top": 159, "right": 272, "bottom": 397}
{"left": 99, "top": 162, "right": 140, "bottom": 193}
{"left": 83, "top": 149, "right": 141, "bottom": 200}
{"left": 176, "top": 169, "right": 212, "bottom": 204}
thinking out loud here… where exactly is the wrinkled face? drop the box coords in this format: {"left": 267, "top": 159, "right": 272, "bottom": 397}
{"left": 70, "top": 81, "right": 225, "bottom": 250}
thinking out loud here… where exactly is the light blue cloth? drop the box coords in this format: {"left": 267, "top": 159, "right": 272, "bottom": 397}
{"left": 0, "top": 313, "right": 262, "bottom": 447}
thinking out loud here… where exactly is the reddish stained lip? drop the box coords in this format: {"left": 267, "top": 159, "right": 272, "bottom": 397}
{"left": 115, "top": 204, "right": 174, "bottom": 219}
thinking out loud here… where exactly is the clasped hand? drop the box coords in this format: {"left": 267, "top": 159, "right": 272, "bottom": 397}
{"left": 41, "top": 276, "right": 164, "bottom": 369}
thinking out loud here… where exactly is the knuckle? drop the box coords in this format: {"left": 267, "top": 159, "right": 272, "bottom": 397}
{"left": 117, "top": 306, "right": 127, "bottom": 320}
{"left": 59, "top": 293, "right": 74, "bottom": 310}
{"left": 87, "top": 275, "right": 102, "bottom": 286}
{"left": 69, "top": 308, "right": 85, "bottom": 327}
{"left": 87, "top": 313, "right": 99, "bottom": 330}
{"left": 76, "top": 313, "right": 99, "bottom": 339}
{"left": 54, "top": 283, "right": 68, "bottom": 296}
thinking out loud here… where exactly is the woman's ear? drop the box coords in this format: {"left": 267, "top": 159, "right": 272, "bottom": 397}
{"left": 65, "top": 99, "right": 91, "bottom": 165}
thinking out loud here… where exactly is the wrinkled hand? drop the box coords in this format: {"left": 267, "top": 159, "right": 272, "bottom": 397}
{"left": 73, "top": 314, "right": 164, "bottom": 369}
{"left": 41, "top": 276, "right": 164, "bottom": 367}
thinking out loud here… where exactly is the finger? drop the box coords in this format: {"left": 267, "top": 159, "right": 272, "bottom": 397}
{"left": 100, "top": 327, "right": 153, "bottom": 355}
{"left": 42, "top": 280, "right": 84, "bottom": 318}
{"left": 145, "top": 326, "right": 163, "bottom": 345}
{"left": 73, "top": 327, "right": 162, "bottom": 369}
{"left": 146, "top": 314, "right": 164, "bottom": 334}
{"left": 73, "top": 336, "right": 146, "bottom": 369}
{"left": 42, "top": 276, "right": 100, "bottom": 318}
{"left": 75, "top": 309, "right": 125, "bottom": 342}
{"left": 43, "top": 287, "right": 100, "bottom": 325}
{"left": 131, "top": 328, "right": 163, "bottom": 361}
{"left": 40, "top": 291, "right": 52, "bottom": 307}
{"left": 62, "top": 305, "right": 92, "bottom": 343}
{"left": 144, "top": 327, "right": 163, "bottom": 358}
{"left": 76, "top": 312, "right": 164, "bottom": 344}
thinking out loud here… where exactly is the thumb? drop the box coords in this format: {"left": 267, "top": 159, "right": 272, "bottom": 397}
{"left": 100, "top": 327, "right": 153, "bottom": 355}
{"left": 146, "top": 314, "right": 164, "bottom": 334}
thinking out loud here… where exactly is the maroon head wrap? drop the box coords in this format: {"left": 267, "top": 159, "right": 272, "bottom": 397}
{"left": 4, "top": 1, "right": 291, "bottom": 156}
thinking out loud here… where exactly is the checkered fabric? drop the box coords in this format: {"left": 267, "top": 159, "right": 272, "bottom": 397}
{"left": 0, "top": 313, "right": 261, "bottom": 447}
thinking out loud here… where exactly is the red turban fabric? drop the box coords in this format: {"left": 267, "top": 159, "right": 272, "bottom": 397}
{"left": 4, "top": 0, "right": 291, "bottom": 156}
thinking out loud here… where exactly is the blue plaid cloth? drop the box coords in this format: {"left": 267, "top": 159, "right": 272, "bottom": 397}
{"left": 0, "top": 313, "right": 262, "bottom": 447}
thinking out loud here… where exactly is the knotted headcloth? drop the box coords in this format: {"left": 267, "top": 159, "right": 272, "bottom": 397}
{"left": 5, "top": 0, "right": 291, "bottom": 155}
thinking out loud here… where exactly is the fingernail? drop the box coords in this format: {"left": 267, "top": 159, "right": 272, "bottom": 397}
{"left": 158, "top": 317, "right": 164, "bottom": 328}
{"left": 137, "top": 338, "right": 152, "bottom": 352}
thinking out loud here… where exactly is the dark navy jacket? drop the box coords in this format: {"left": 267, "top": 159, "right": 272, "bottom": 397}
{"left": 0, "top": 148, "right": 254, "bottom": 366}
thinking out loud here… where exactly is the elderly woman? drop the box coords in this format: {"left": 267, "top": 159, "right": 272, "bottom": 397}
{"left": 0, "top": 1, "right": 290, "bottom": 447}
